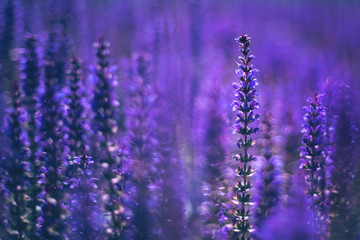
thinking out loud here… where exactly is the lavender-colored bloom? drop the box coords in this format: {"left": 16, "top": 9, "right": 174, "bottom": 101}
{"left": 66, "top": 57, "right": 88, "bottom": 159}
{"left": 201, "top": 90, "right": 229, "bottom": 240}
{"left": 39, "top": 34, "right": 68, "bottom": 239}
{"left": 126, "top": 54, "right": 158, "bottom": 240}
{"left": 68, "top": 145, "right": 101, "bottom": 240}
{"left": 92, "top": 37, "right": 118, "bottom": 142}
{"left": 253, "top": 113, "right": 283, "bottom": 238}
{"left": 232, "top": 34, "right": 260, "bottom": 239}
{"left": 299, "top": 92, "right": 327, "bottom": 239}
{"left": 92, "top": 37, "right": 126, "bottom": 239}
{"left": 21, "top": 35, "right": 43, "bottom": 238}
{"left": 3, "top": 80, "right": 29, "bottom": 239}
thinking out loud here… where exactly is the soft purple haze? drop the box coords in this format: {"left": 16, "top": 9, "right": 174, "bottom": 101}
{"left": 0, "top": 0, "right": 360, "bottom": 239}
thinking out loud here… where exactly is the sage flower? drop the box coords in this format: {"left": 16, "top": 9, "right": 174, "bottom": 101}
{"left": 232, "top": 34, "right": 260, "bottom": 239}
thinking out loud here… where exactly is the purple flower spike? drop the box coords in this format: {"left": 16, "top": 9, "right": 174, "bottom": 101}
{"left": 253, "top": 113, "right": 283, "bottom": 238}
{"left": 201, "top": 89, "right": 231, "bottom": 240}
{"left": 3, "top": 80, "right": 29, "bottom": 239}
{"left": 92, "top": 37, "right": 127, "bottom": 239}
{"left": 66, "top": 57, "right": 88, "bottom": 158}
{"left": 39, "top": 33, "right": 68, "bottom": 239}
{"left": 232, "top": 34, "right": 260, "bottom": 240}
{"left": 21, "top": 35, "right": 42, "bottom": 239}
{"left": 299, "top": 92, "right": 327, "bottom": 239}
{"left": 126, "top": 54, "right": 158, "bottom": 240}
{"left": 68, "top": 146, "right": 102, "bottom": 240}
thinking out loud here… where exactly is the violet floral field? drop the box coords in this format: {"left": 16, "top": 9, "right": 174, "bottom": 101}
{"left": 0, "top": 0, "right": 360, "bottom": 239}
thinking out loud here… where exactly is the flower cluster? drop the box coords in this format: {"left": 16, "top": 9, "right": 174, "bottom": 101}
{"left": 39, "top": 34, "right": 68, "bottom": 239}
{"left": 92, "top": 37, "right": 118, "bottom": 144}
{"left": 66, "top": 56, "right": 89, "bottom": 179}
{"left": 92, "top": 37, "right": 126, "bottom": 239}
{"left": 126, "top": 54, "right": 158, "bottom": 240}
{"left": 21, "top": 35, "right": 42, "bottom": 238}
{"left": 201, "top": 90, "right": 230, "bottom": 240}
{"left": 68, "top": 145, "right": 101, "bottom": 240}
{"left": 299, "top": 92, "right": 327, "bottom": 238}
{"left": 3, "top": 80, "right": 29, "bottom": 239}
{"left": 232, "top": 34, "right": 260, "bottom": 239}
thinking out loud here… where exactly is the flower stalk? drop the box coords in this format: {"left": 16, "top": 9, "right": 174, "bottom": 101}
{"left": 21, "top": 35, "right": 42, "bottom": 238}
{"left": 232, "top": 34, "right": 260, "bottom": 240}
{"left": 299, "top": 92, "right": 327, "bottom": 239}
{"left": 3, "top": 80, "right": 29, "bottom": 239}
{"left": 92, "top": 37, "right": 126, "bottom": 239}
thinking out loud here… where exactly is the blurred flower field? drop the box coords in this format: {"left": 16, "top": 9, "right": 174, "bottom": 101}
{"left": 0, "top": 0, "right": 360, "bottom": 239}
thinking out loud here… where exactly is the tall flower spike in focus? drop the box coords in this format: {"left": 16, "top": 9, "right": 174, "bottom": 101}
{"left": 92, "top": 37, "right": 126, "bottom": 239}
{"left": 232, "top": 34, "right": 260, "bottom": 240}
{"left": 21, "top": 35, "right": 42, "bottom": 238}
{"left": 299, "top": 92, "right": 327, "bottom": 239}
{"left": 3, "top": 80, "right": 29, "bottom": 239}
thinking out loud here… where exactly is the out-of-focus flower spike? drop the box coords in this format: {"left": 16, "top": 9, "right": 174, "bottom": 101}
{"left": 252, "top": 113, "right": 283, "bottom": 238}
{"left": 21, "top": 34, "right": 42, "bottom": 239}
{"left": 39, "top": 33, "right": 68, "bottom": 239}
{"left": 68, "top": 145, "right": 102, "bottom": 239}
{"left": 298, "top": 92, "right": 328, "bottom": 239}
{"left": 65, "top": 56, "right": 90, "bottom": 181}
{"left": 200, "top": 88, "right": 231, "bottom": 240}
{"left": 3, "top": 79, "right": 29, "bottom": 239}
{"left": 92, "top": 37, "right": 127, "bottom": 239}
{"left": 126, "top": 53, "right": 158, "bottom": 240}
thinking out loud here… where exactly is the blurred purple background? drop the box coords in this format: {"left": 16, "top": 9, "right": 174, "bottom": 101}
{"left": 1, "top": 0, "right": 360, "bottom": 239}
